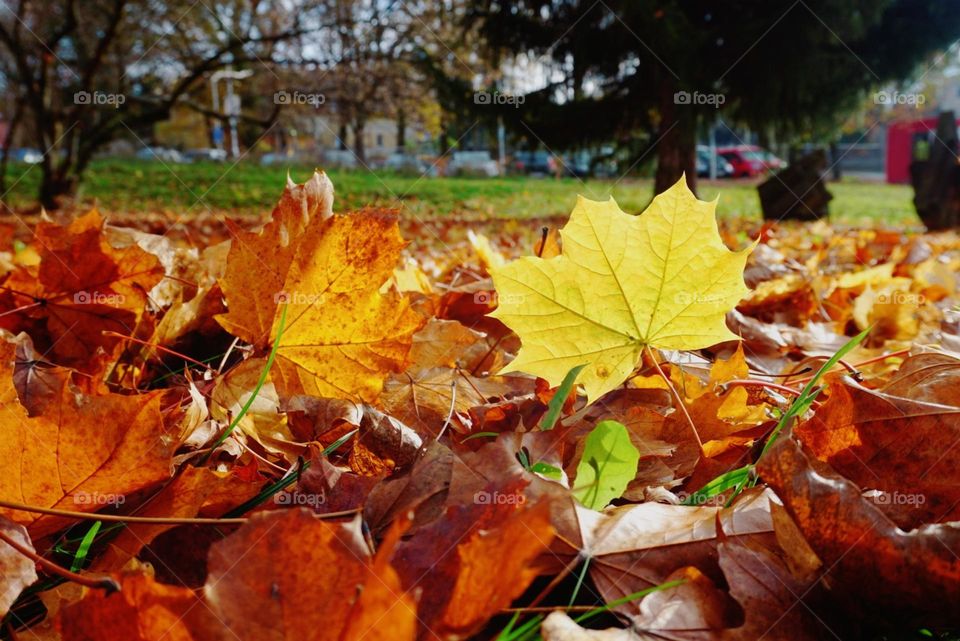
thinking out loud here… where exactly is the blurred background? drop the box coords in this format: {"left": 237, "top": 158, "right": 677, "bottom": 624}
{"left": 2, "top": 0, "right": 960, "bottom": 226}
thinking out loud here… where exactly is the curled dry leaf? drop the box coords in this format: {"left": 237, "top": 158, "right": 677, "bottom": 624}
{"left": 0, "top": 210, "right": 164, "bottom": 374}
{"left": 796, "top": 374, "right": 960, "bottom": 527}
{"left": 758, "top": 432, "right": 960, "bottom": 626}
{"left": 582, "top": 489, "right": 774, "bottom": 624}
{"left": 0, "top": 516, "right": 37, "bottom": 617}
{"left": 218, "top": 179, "right": 424, "bottom": 401}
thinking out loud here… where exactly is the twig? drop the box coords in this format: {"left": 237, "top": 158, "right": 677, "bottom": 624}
{"left": 102, "top": 331, "right": 212, "bottom": 370}
{"left": 0, "top": 528, "right": 119, "bottom": 593}
{"left": 437, "top": 379, "right": 458, "bottom": 440}
{"left": 720, "top": 379, "right": 802, "bottom": 397}
{"left": 0, "top": 499, "right": 359, "bottom": 524}
{"left": 502, "top": 605, "right": 598, "bottom": 614}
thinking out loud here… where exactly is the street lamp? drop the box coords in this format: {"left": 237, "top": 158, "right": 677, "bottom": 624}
{"left": 210, "top": 68, "right": 254, "bottom": 158}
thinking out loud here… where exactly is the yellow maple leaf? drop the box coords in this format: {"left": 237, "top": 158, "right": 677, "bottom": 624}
{"left": 490, "top": 177, "right": 753, "bottom": 403}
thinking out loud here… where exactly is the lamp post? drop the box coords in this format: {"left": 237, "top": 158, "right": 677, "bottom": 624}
{"left": 210, "top": 68, "right": 254, "bottom": 158}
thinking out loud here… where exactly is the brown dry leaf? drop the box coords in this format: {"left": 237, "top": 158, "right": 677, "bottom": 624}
{"left": 280, "top": 395, "right": 423, "bottom": 473}
{"left": 0, "top": 371, "right": 173, "bottom": 537}
{"left": 59, "top": 574, "right": 212, "bottom": 641}
{"left": 0, "top": 210, "right": 164, "bottom": 373}
{"left": 204, "top": 509, "right": 416, "bottom": 641}
{"left": 582, "top": 489, "right": 774, "bottom": 625}
{"left": 391, "top": 479, "right": 555, "bottom": 638}
{"left": 796, "top": 375, "right": 960, "bottom": 528}
{"left": 758, "top": 432, "right": 960, "bottom": 626}
{"left": 58, "top": 572, "right": 215, "bottom": 641}
{"left": 93, "top": 466, "right": 262, "bottom": 572}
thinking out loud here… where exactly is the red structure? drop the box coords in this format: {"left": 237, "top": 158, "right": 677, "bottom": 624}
{"left": 886, "top": 116, "right": 960, "bottom": 184}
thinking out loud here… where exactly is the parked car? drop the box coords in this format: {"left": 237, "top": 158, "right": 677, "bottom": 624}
{"left": 135, "top": 146, "right": 187, "bottom": 163}
{"left": 716, "top": 145, "right": 772, "bottom": 178}
{"left": 260, "top": 151, "right": 297, "bottom": 166}
{"left": 761, "top": 149, "right": 786, "bottom": 171}
{"left": 8, "top": 148, "right": 43, "bottom": 164}
{"left": 511, "top": 150, "right": 553, "bottom": 175}
{"left": 321, "top": 149, "right": 359, "bottom": 169}
{"left": 446, "top": 150, "right": 500, "bottom": 177}
{"left": 184, "top": 148, "right": 227, "bottom": 162}
{"left": 384, "top": 152, "right": 437, "bottom": 176}
{"left": 696, "top": 146, "right": 736, "bottom": 178}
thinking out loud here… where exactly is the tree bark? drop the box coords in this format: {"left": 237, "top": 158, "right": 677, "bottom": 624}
{"left": 351, "top": 120, "right": 366, "bottom": 164}
{"left": 654, "top": 81, "right": 697, "bottom": 196}
{"left": 39, "top": 169, "right": 77, "bottom": 211}
{"left": 396, "top": 108, "right": 406, "bottom": 151}
{"left": 0, "top": 98, "right": 23, "bottom": 204}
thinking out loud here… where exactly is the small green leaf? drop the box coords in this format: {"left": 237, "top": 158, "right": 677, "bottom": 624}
{"left": 573, "top": 420, "right": 640, "bottom": 509}
{"left": 540, "top": 364, "right": 586, "bottom": 430}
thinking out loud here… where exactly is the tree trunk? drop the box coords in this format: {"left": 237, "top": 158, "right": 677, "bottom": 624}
{"left": 351, "top": 121, "right": 366, "bottom": 165}
{"left": 39, "top": 167, "right": 77, "bottom": 211}
{"left": 913, "top": 111, "right": 960, "bottom": 230}
{"left": 654, "top": 81, "right": 697, "bottom": 195}
{"left": 0, "top": 98, "right": 23, "bottom": 206}
{"left": 338, "top": 123, "right": 348, "bottom": 151}
{"left": 829, "top": 140, "right": 842, "bottom": 181}
{"left": 396, "top": 109, "right": 406, "bottom": 151}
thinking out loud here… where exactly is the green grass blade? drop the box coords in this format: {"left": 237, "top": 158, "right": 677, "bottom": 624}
{"left": 540, "top": 364, "right": 585, "bottom": 430}
{"left": 759, "top": 326, "right": 870, "bottom": 458}
{"left": 682, "top": 465, "right": 751, "bottom": 505}
{"left": 572, "top": 579, "right": 685, "bottom": 625}
{"left": 69, "top": 521, "right": 102, "bottom": 572}
{"left": 205, "top": 304, "right": 289, "bottom": 458}
{"left": 221, "top": 429, "right": 357, "bottom": 518}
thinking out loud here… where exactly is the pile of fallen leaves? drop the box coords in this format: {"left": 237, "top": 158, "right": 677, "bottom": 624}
{"left": 1, "top": 171, "right": 959, "bottom": 640}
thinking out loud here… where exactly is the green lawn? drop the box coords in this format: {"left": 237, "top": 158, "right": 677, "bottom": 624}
{"left": 1, "top": 158, "right": 918, "bottom": 226}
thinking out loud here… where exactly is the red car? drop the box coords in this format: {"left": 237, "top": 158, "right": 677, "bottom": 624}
{"left": 717, "top": 145, "right": 783, "bottom": 178}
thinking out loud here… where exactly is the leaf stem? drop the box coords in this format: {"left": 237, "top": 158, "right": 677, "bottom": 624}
{"left": 645, "top": 345, "right": 703, "bottom": 453}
